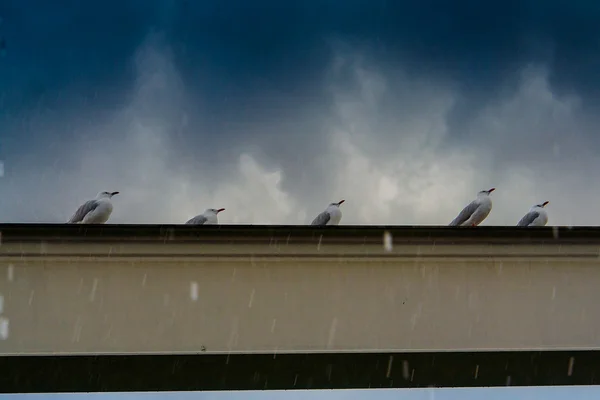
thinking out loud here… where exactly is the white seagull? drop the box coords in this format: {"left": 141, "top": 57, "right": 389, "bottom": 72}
{"left": 311, "top": 200, "right": 345, "bottom": 226}
{"left": 517, "top": 201, "right": 549, "bottom": 226}
{"left": 185, "top": 208, "right": 225, "bottom": 225}
{"left": 67, "top": 191, "right": 119, "bottom": 224}
{"left": 449, "top": 188, "right": 495, "bottom": 226}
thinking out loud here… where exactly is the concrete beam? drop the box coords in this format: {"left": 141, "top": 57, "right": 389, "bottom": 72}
{"left": 0, "top": 224, "right": 598, "bottom": 355}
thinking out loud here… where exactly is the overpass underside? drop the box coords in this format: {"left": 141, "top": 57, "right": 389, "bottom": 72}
{"left": 0, "top": 224, "right": 599, "bottom": 392}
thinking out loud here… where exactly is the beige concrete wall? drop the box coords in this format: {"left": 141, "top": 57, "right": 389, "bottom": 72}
{"left": 0, "top": 241, "right": 599, "bottom": 355}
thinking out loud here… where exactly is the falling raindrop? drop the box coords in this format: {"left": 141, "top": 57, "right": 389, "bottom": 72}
{"left": 270, "top": 318, "right": 277, "bottom": 333}
{"left": 410, "top": 313, "right": 418, "bottom": 330}
{"left": 506, "top": 375, "right": 511, "bottom": 386}
{"left": 28, "top": 290, "right": 34, "bottom": 305}
{"left": 248, "top": 288, "right": 255, "bottom": 308}
{"left": 568, "top": 357, "right": 575, "bottom": 376}
{"left": 383, "top": 231, "right": 393, "bottom": 252}
{"left": 6, "top": 264, "right": 12, "bottom": 282}
{"left": 468, "top": 292, "right": 477, "bottom": 309}
{"left": 0, "top": 317, "right": 8, "bottom": 340}
{"left": 89, "top": 278, "right": 98, "bottom": 302}
{"left": 386, "top": 355, "right": 394, "bottom": 378}
{"left": 71, "top": 318, "right": 82, "bottom": 343}
{"left": 474, "top": 364, "right": 480, "bottom": 379}
{"left": 402, "top": 360, "right": 410, "bottom": 380}
{"left": 190, "top": 281, "right": 198, "bottom": 301}
{"left": 327, "top": 317, "right": 337, "bottom": 348}
{"left": 103, "top": 325, "right": 113, "bottom": 342}
{"left": 228, "top": 317, "right": 239, "bottom": 348}
{"left": 552, "top": 226, "right": 559, "bottom": 239}
{"left": 317, "top": 234, "right": 323, "bottom": 251}
{"left": 142, "top": 273, "right": 147, "bottom": 286}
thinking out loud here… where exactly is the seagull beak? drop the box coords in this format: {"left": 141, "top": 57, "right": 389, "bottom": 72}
{"left": 111, "top": 191, "right": 120, "bottom": 196}
{"left": 216, "top": 208, "right": 225, "bottom": 213}
{"left": 542, "top": 201, "right": 549, "bottom": 207}
{"left": 488, "top": 188, "right": 496, "bottom": 193}
{"left": 337, "top": 199, "right": 345, "bottom": 205}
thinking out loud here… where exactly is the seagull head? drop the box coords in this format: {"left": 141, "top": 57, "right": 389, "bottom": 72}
{"left": 97, "top": 191, "right": 119, "bottom": 199}
{"left": 478, "top": 188, "right": 495, "bottom": 196}
{"left": 329, "top": 199, "right": 345, "bottom": 207}
{"left": 206, "top": 208, "right": 226, "bottom": 215}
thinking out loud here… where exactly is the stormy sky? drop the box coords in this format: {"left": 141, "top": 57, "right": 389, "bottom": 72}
{"left": 1, "top": 0, "right": 600, "bottom": 225}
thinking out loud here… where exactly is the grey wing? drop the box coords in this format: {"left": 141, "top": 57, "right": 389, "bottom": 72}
{"left": 449, "top": 201, "right": 480, "bottom": 226}
{"left": 67, "top": 200, "right": 99, "bottom": 223}
{"left": 311, "top": 211, "right": 331, "bottom": 226}
{"left": 185, "top": 215, "right": 208, "bottom": 225}
{"left": 517, "top": 211, "right": 540, "bottom": 227}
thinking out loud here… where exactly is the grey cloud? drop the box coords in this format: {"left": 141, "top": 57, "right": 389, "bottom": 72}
{"left": 0, "top": 34, "right": 302, "bottom": 225}
{"left": 2, "top": 33, "right": 600, "bottom": 227}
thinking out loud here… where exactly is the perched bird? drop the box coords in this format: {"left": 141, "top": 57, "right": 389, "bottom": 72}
{"left": 311, "top": 200, "right": 345, "bottom": 226}
{"left": 517, "top": 201, "right": 549, "bottom": 227}
{"left": 67, "top": 191, "right": 119, "bottom": 224}
{"left": 449, "top": 188, "right": 495, "bottom": 227}
{"left": 185, "top": 208, "right": 225, "bottom": 225}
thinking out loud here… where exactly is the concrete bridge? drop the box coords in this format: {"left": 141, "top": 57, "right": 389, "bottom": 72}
{"left": 0, "top": 224, "right": 599, "bottom": 392}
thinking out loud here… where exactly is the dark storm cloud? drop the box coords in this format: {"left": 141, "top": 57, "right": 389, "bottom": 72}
{"left": 161, "top": 0, "right": 600, "bottom": 202}
{"left": 3, "top": 0, "right": 599, "bottom": 101}
{"left": 166, "top": 1, "right": 600, "bottom": 89}
{"left": 2, "top": 0, "right": 600, "bottom": 225}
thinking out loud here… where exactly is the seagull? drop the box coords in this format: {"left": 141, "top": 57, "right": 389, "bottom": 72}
{"left": 517, "top": 201, "right": 549, "bottom": 226}
{"left": 311, "top": 200, "right": 345, "bottom": 226}
{"left": 185, "top": 208, "right": 225, "bottom": 225}
{"left": 449, "top": 188, "right": 495, "bottom": 227}
{"left": 67, "top": 191, "right": 119, "bottom": 224}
